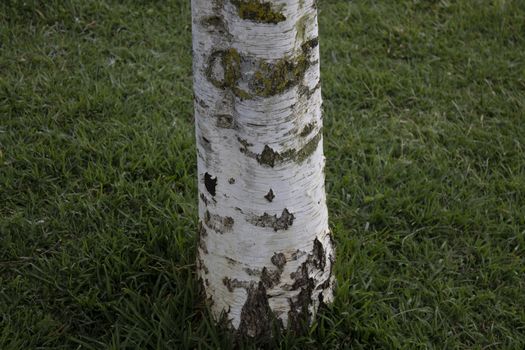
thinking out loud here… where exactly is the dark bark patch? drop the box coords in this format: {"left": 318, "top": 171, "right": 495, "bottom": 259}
{"left": 195, "top": 96, "right": 208, "bottom": 108}
{"left": 198, "top": 136, "right": 213, "bottom": 154}
{"left": 223, "top": 277, "right": 234, "bottom": 292}
{"left": 291, "top": 249, "right": 307, "bottom": 260}
{"left": 224, "top": 216, "right": 235, "bottom": 229}
{"left": 264, "top": 188, "right": 275, "bottom": 202}
{"left": 257, "top": 145, "right": 279, "bottom": 167}
{"left": 238, "top": 137, "right": 253, "bottom": 149}
{"left": 204, "top": 173, "right": 217, "bottom": 196}
{"left": 301, "top": 37, "right": 319, "bottom": 55}
{"left": 298, "top": 80, "right": 320, "bottom": 100}
{"left": 287, "top": 262, "right": 314, "bottom": 334}
{"left": 198, "top": 221, "right": 208, "bottom": 238}
{"left": 216, "top": 114, "right": 235, "bottom": 129}
{"left": 250, "top": 208, "right": 294, "bottom": 231}
{"left": 200, "top": 15, "right": 230, "bottom": 36}
{"left": 231, "top": 0, "right": 286, "bottom": 24}
{"left": 299, "top": 122, "right": 315, "bottom": 137}
{"left": 200, "top": 136, "right": 213, "bottom": 153}
{"left": 244, "top": 267, "right": 261, "bottom": 276}
{"left": 316, "top": 276, "right": 332, "bottom": 291}
{"left": 271, "top": 252, "right": 287, "bottom": 269}
{"left": 255, "top": 130, "right": 322, "bottom": 167}
{"left": 197, "top": 222, "right": 209, "bottom": 254}
{"left": 200, "top": 193, "right": 209, "bottom": 206}
{"left": 199, "top": 238, "right": 208, "bottom": 254}
{"left": 261, "top": 267, "right": 281, "bottom": 289}
{"left": 312, "top": 238, "right": 326, "bottom": 271}
{"left": 290, "top": 261, "right": 309, "bottom": 290}
{"left": 204, "top": 210, "right": 234, "bottom": 234}
{"left": 201, "top": 15, "right": 223, "bottom": 27}
{"left": 238, "top": 137, "right": 257, "bottom": 158}
{"left": 225, "top": 256, "right": 239, "bottom": 265}
{"left": 223, "top": 277, "right": 251, "bottom": 292}
{"left": 238, "top": 282, "right": 274, "bottom": 338}
{"left": 228, "top": 177, "right": 236, "bottom": 184}
{"left": 197, "top": 256, "right": 209, "bottom": 274}
{"left": 295, "top": 130, "right": 322, "bottom": 163}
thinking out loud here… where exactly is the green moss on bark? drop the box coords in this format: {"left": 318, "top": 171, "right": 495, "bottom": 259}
{"left": 252, "top": 55, "right": 309, "bottom": 97}
{"left": 256, "top": 130, "right": 322, "bottom": 167}
{"left": 207, "top": 48, "right": 241, "bottom": 89}
{"left": 250, "top": 36, "right": 318, "bottom": 97}
{"left": 231, "top": 0, "right": 286, "bottom": 24}
{"left": 207, "top": 36, "right": 319, "bottom": 99}
{"left": 223, "top": 48, "right": 242, "bottom": 88}
{"left": 206, "top": 48, "right": 252, "bottom": 99}
{"left": 295, "top": 130, "right": 322, "bottom": 163}
{"left": 300, "top": 122, "right": 316, "bottom": 137}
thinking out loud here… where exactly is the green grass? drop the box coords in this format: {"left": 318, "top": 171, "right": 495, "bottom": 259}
{"left": 1, "top": 0, "right": 524, "bottom": 348}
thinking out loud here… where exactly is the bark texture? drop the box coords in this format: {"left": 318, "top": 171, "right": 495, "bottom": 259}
{"left": 192, "top": 0, "right": 335, "bottom": 336}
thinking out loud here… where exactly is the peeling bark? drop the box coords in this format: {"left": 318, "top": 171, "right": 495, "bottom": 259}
{"left": 193, "top": 0, "right": 335, "bottom": 337}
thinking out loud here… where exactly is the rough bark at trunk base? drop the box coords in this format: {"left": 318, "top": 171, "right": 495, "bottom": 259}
{"left": 192, "top": 0, "right": 335, "bottom": 337}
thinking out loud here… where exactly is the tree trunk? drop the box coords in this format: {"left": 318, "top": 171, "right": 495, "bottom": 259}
{"left": 192, "top": 0, "right": 335, "bottom": 337}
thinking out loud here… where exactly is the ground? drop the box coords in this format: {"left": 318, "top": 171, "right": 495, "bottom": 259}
{"left": 1, "top": 0, "right": 524, "bottom": 348}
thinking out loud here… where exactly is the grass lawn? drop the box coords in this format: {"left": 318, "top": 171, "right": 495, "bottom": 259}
{"left": 1, "top": 0, "right": 524, "bottom": 348}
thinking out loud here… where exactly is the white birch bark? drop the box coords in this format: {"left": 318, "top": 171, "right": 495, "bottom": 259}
{"left": 192, "top": 0, "right": 335, "bottom": 337}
